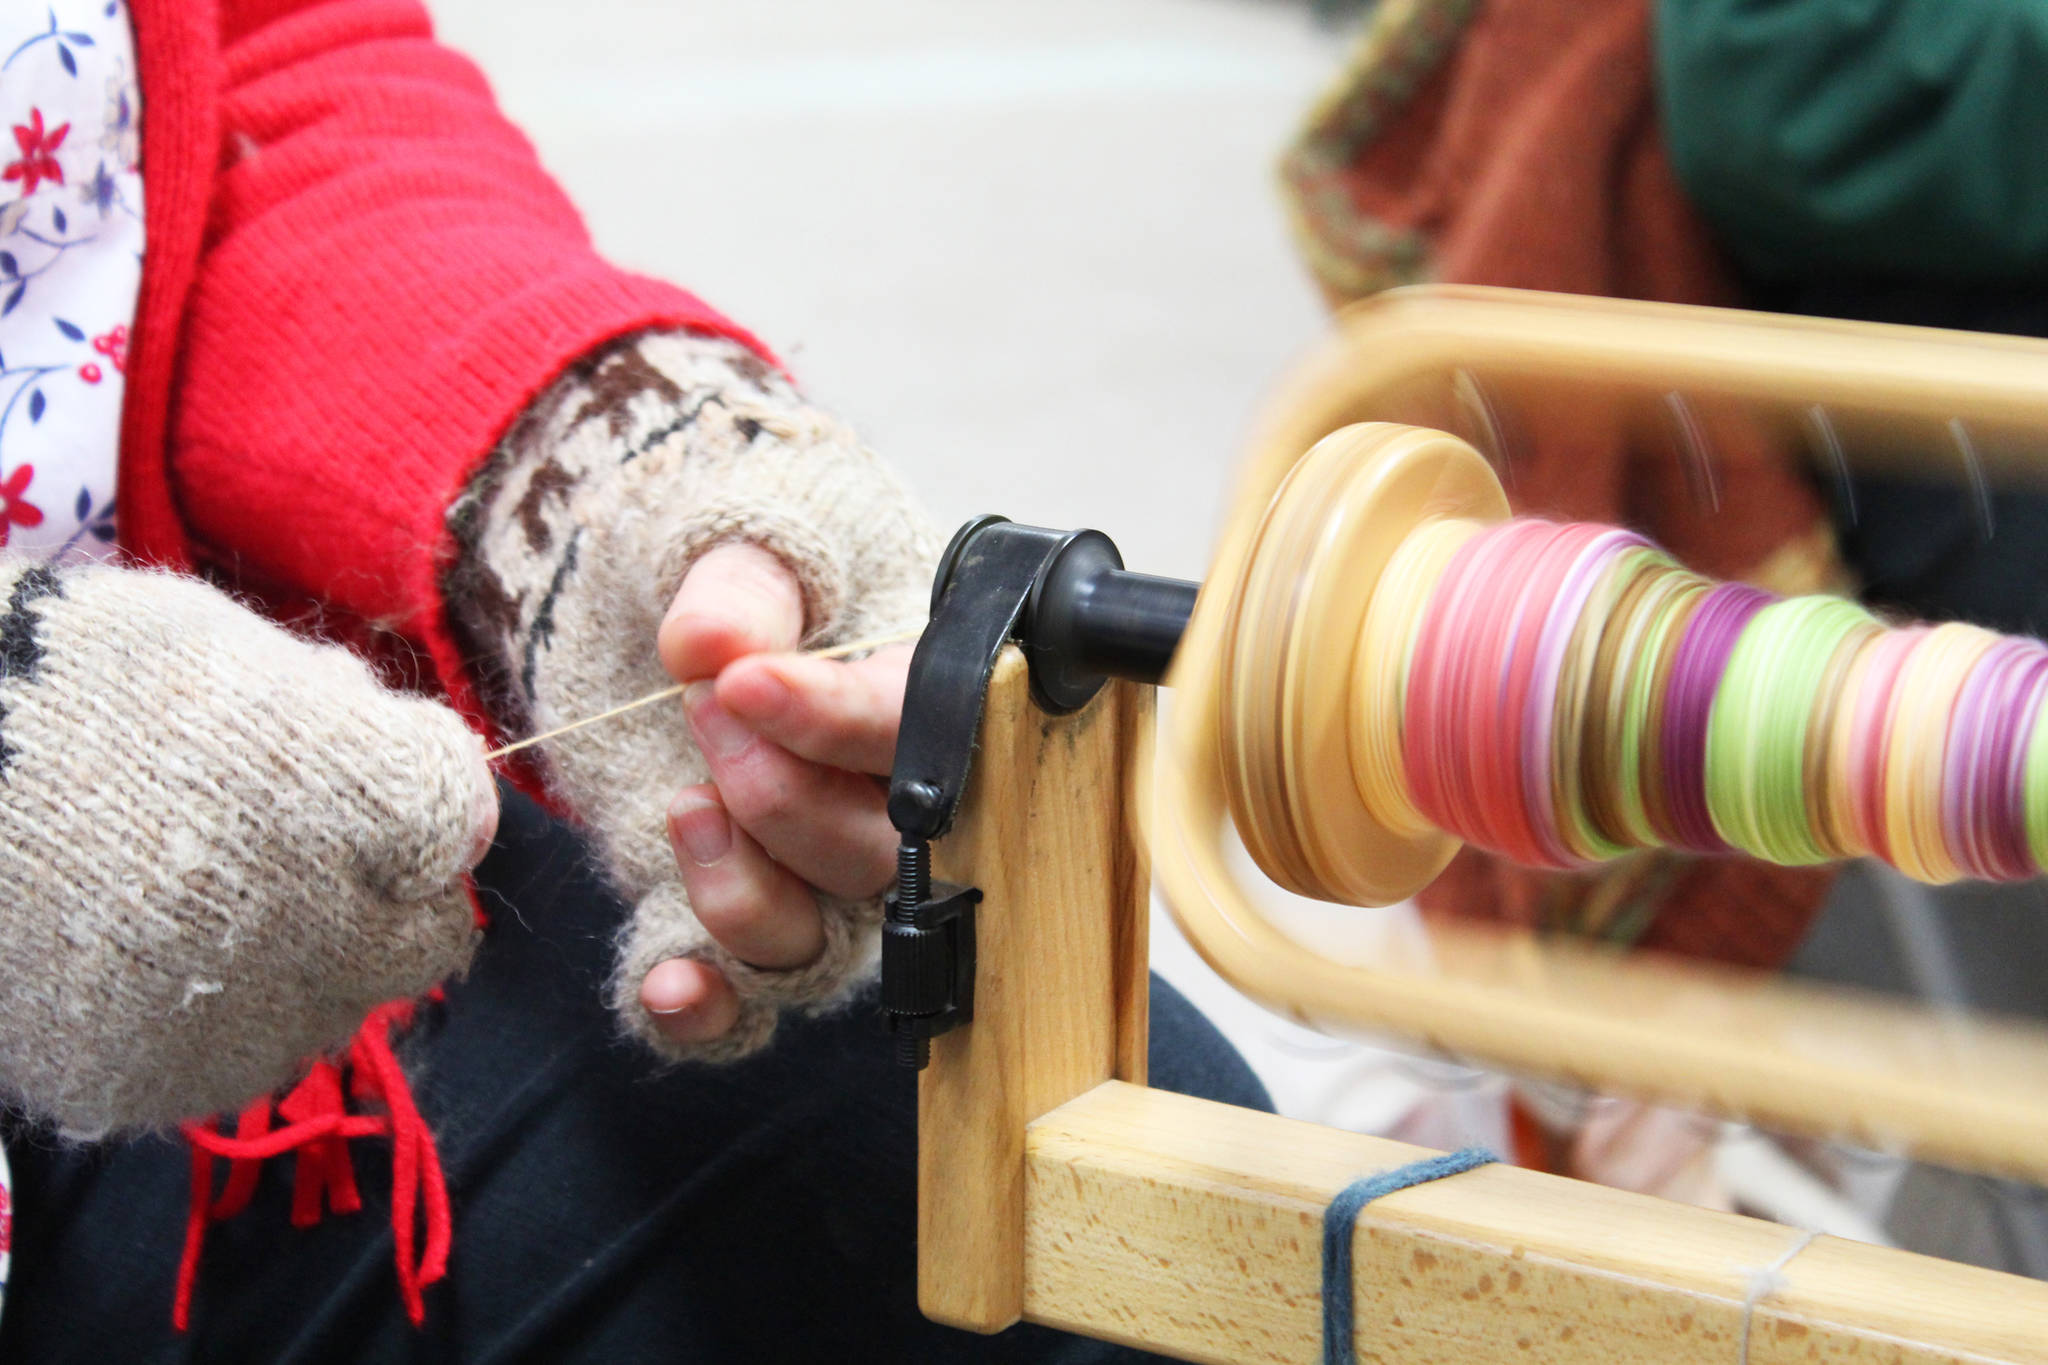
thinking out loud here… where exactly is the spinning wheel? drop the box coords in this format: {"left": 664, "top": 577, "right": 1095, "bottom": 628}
{"left": 883, "top": 287, "right": 2048, "bottom": 1362}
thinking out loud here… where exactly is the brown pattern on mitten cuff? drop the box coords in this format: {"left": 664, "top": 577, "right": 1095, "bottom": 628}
{"left": 443, "top": 329, "right": 938, "bottom": 1061}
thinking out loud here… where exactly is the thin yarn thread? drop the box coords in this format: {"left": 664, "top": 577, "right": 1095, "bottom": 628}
{"left": 1737, "top": 1227, "right": 1819, "bottom": 1365}
{"left": 1321, "top": 1147, "right": 1496, "bottom": 1365}
{"left": 484, "top": 626, "right": 922, "bottom": 761}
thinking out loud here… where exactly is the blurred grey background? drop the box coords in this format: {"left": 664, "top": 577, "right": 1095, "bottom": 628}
{"left": 432, "top": 0, "right": 1345, "bottom": 583}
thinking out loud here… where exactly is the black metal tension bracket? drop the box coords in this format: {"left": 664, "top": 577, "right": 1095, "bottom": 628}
{"left": 882, "top": 516, "right": 1198, "bottom": 1069}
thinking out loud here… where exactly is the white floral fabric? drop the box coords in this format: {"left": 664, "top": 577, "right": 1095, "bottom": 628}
{"left": 0, "top": 0, "right": 146, "bottom": 1321}
{"left": 0, "top": 0, "right": 142, "bottom": 564}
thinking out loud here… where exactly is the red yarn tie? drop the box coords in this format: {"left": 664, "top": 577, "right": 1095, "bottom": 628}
{"left": 173, "top": 997, "right": 451, "bottom": 1331}
{"left": 278, "top": 1059, "right": 362, "bottom": 1227}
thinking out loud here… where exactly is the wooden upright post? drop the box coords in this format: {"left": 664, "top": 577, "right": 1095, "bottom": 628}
{"left": 916, "top": 648, "right": 1153, "bottom": 1332}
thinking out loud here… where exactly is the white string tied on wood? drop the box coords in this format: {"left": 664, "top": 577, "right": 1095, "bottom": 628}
{"left": 1737, "top": 1226, "right": 1819, "bottom": 1365}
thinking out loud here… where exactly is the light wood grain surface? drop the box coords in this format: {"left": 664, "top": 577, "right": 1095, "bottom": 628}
{"left": 1024, "top": 1081, "right": 2048, "bottom": 1365}
{"left": 919, "top": 650, "right": 1153, "bottom": 1331}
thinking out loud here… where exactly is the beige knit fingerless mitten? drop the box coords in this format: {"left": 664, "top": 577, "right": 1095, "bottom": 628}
{"left": 0, "top": 560, "right": 492, "bottom": 1136}
{"left": 446, "top": 330, "right": 938, "bottom": 1061}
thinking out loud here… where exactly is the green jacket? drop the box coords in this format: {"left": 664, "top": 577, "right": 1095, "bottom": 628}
{"left": 1656, "top": 0, "right": 2048, "bottom": 284}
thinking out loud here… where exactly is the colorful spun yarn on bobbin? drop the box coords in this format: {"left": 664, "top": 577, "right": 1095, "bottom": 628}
{"left": 1376, "top": 518, "right": 2048, "bottom": 886}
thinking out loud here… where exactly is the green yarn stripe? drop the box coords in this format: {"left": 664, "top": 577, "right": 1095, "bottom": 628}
{"left": 1706, "top": 596, "right": 1876, "bottom": 864}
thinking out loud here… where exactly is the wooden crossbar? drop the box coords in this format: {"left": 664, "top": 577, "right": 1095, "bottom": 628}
{"left": 1024, "top": 1081, "right": 2048, "bottom": 1365}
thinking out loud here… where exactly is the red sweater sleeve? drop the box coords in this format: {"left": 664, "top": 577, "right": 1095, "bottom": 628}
{"left": 166, "top": 0, "right": 765, "bottom": 714}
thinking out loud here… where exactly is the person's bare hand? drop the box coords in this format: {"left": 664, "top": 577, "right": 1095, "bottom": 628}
{"left": 637, "top": 543, "right": 908, "bottom": 1045}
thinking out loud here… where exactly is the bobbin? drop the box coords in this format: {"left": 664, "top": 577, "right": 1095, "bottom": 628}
{"left": 1219, "top": 422, "right": 1508, "bottom": 905}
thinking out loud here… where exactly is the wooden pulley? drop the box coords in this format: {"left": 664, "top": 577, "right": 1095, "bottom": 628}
{"left": 1218, "top": 422, "right": 1505, "bottom": 904}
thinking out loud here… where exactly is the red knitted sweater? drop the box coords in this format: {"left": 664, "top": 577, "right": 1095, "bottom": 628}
{"left": 117, "top": 1, "right": 774, "bottom": 1325}
{"left": 124, "top": 0, "right": 766, "bottom": 722}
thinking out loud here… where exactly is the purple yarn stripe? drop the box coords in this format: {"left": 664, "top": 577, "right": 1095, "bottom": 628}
{"left": 2006, "top": 658, "right": 2048, "bottom": 878}
{"left": 1992, "top": 651, "right": 2048, "bottom": 878}
{"left": 1521, "top": 528, "right": 1647, "bottom": 866}
{"left": 1659, "top": 582, "right": 1773, "bottom": 853}
{"left": 1943, "top": 639, "right": 2023, "bottom": 879}
{"left": 1961, "top": 643, "right": 2048, "bottom": 881}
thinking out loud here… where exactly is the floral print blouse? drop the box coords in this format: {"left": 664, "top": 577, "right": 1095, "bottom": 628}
{"left": 0, "top": 0, "right": 148, "bottom": 1318}
{"left": 0, "top": 0, "right": 142, "bottom": 565}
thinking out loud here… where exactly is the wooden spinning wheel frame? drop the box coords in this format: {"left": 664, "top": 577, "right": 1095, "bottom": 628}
{"left": 916, "top": 286, "right": 2048, "bottom": 1362}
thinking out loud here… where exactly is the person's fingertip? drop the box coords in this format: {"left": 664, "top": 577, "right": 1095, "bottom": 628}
{"left": 642, "top": 961, "right": 740, "bottom": 1044}
{"left": 663, "top": 545, "right": 805, "bottom": 678}
{"left": 714, "top": 544, "right": 806, "bottom": 619}
{"left": 670, "top": 798, "right": 733, "bottom": 867}
{"left": 666, "top": 781, "right": 721, "bottom": 825}
{"left": 640, "top": 957, "right": 704, "bottom": 1015}
{"left": 659, "top": 611, "right": 743, "bottom": 683}
{"left": 716, "top": 658, "right": 795, "bottom": 723}
{"left": 685, "top": 683, "right": 754, "bottom": 762}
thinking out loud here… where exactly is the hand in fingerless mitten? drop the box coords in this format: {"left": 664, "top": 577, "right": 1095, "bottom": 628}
{"left": 447, "top": 330, "right": 937, "bottom": 1060}
{"left": 0, "top": 560, "right": 495, "bottom": 1135}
